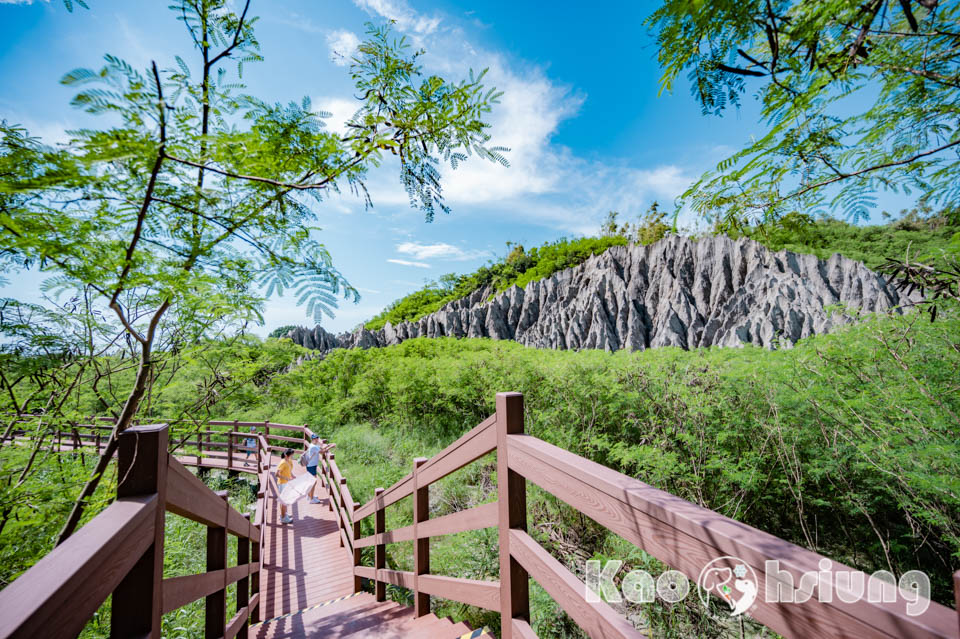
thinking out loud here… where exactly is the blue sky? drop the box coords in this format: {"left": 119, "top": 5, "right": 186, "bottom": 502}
{"left": 0, "top": 0, "right": 912, "bottom": 334}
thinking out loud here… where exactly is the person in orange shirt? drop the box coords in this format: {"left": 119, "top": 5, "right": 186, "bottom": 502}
{"left": 276, "top": 448, "right": 295, "bottom": 524}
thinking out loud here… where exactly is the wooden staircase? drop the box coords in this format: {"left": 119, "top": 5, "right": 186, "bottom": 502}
{"left": 3, "top": 399, "right": 959, "bottom": 639}
{"left": 253, "top": 591, "right": 490, "bottom": 639}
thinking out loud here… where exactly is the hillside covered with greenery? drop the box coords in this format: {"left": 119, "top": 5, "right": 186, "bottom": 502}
{"left": 365, "top": 208, "right": 960, "bottom": 332}
{"left": 3, "top": 0, "right": 960, "bottom": 637}
{"left": 4, "top": 303, "right": 958, "bottom": 636}
{"left": 365, "top": 235, "right": 631, "bottom": 330}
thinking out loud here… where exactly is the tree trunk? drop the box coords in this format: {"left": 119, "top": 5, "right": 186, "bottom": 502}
{"left": 55, "top": 342, "right": 155, "bottom": 545}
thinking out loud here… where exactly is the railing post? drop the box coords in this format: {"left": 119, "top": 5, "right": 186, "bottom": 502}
{"left": 413, "top": 457, "right": 429, "bottom": 617}
{"left": 228, "top": 419, "right": 238, "bottom": 469}
{"left": 374, "top": 487, "right": 386, "bottom": 602}
{"left": 328, "top": 453, "right": 336, "bottom": 512}
{"left": 953, "top": 570, "right": 959, "bottom": 636}
{"left": 321, "top": 441, "right": 330, "bottom": 493}
{"left": 251, "top": 525, "right": 262, "bottom": 624}
{"left": 263, "top": 420, "right": 270, "bottom": 450}
{"left": 237, "top": 513, "right": 251, "bottom": 639}
{"left": 112, "top": 423, "right": 169, "bottom": 638}
{"left": 206, "top": 489, "right": 229, "bottom": 639}
{"left": 353, "top": 501, "right": 362, "bottom": 593}
{"left": 497, "top": 392, "right": 528, "bottom": 639}
{"left": 197, "top": 427, "right": 203, "bottom": 466}
{"left": 338, "top": 477, "right": 348, "bottom": 547}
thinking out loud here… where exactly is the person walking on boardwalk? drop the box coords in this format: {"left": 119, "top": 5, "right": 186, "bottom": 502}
{"left": 243, "top": 426, "right": 257, "bottom": 467}
{"left": 276, "top": 448, "right": 295, "bottom": 523}
{"left": 302, "top": 432, "right": 329, "bottom": 504}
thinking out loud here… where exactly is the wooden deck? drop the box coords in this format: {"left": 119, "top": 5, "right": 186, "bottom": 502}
{"left": 187, "top": 450, "right": 489, "bottom": 639}
{"left": 6, "top": 404, "right": 959, "bottom": 639}
{"left": 258, "top": 467, "right": 354, "bottom": 619}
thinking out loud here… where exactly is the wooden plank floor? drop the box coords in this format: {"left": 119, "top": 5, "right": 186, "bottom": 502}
{"left": 258, "top": 463, "right": 355, "bottom": 619}
{"left": 182, "top": 450, "right": 357, "bottom": 620}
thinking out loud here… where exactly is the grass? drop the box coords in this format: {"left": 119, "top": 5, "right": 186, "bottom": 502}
{"left": 3, "top": 301, "right": 958, "bottom": 637}
{"left": 253, "top": 305, "right": 960, "bottom": 636}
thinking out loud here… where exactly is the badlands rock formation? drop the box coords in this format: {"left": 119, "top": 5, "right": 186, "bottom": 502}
{"left": 287, "top": 235, "right": 913, "bottom": 354}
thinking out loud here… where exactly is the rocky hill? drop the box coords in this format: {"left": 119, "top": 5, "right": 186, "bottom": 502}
{"left": 286, "top": 235, "right": 916, "bottom": 354}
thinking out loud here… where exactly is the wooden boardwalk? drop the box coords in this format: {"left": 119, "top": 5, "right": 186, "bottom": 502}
{"left": 258, "top": 467, "right": 354, "bottom": 619}
{"left": 185, "top": 450, "right": 487, "bottom": 639}
{"left": 4, "top": 406, "right": 959, "bottom": 639}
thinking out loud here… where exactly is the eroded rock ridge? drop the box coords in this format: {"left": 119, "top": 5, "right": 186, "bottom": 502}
{"left": 287, "top": 235, "right": 912, "bottom": 354}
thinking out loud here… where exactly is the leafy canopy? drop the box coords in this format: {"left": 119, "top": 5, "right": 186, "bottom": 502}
{"left": 2, "top": 9, "right": 506, "bottom": 333}
{"left": 648, "top": 0, "right": 960, "bottom": 230}
{"left": 0, "top": 0, "right": 507, "bottom": 543}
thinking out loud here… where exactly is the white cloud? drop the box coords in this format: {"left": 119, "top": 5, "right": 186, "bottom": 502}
{"left": 313, "top": 96, "right": 357, "bottom": 137}
{"left": 353, "top": 0, "right": 440, "bottom": 35}
{"left": 331, "top": 0, "right": 699, "bottom": 236}
{"left": 396, "top": 242, "right": 487, "bottom": 261}
{"left": 387, "top": 258, "right": 431, "bottom": 268}
{"left": 326, "top": 29, "right": 360, "bottom": 66}
{"left": 356, "top": 287, "right": 382, "bottom": 294}
{"left": 0, "top": 0, "right": 47, "bottom": 4}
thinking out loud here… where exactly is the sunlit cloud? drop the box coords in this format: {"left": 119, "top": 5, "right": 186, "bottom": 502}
{"left": 396, "top": 242, "right": 488, "bottom": 261}
{"left": 326, "top": 29, "right": 360, "bottom": 66}
{"left": 387, "top": 258, "right": 431, "bottom": 268}
{"left": 352, "top": 0, "right": 441, "bottom": 35}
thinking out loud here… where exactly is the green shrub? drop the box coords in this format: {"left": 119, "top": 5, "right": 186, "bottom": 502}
{"left": 273, "top": 307, "right": 960, "bottom": 615}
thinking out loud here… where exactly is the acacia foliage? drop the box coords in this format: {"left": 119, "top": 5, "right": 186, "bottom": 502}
{"left": 1, "top": 0, "right": 509, "bottom": 542}
{"left": 648, "top": 0, "right": 960, "bottom": 228}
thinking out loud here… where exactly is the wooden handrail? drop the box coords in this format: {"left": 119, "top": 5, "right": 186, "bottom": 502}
{"left": 0, "top": 423, "right": 265, "bottom": 639}
{"left": 509, "top": 528, "right": 640, "bottom": 638}
{"left": 509, "top": 431, "right": 960, "bottom": 638}
{"left": 346, "top": 392, "right": 960, "bottom": 639}
{"left": 0, "top": 495, "right": 157, "bottom": 639}
{"left": 5, "top": 402, "right": 959, "bottom": 639}
{"left": 5, "top": 418, "right": 309, "bottom": 479}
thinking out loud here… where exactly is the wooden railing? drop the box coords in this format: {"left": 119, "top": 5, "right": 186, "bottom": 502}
{"left": 3, "top": 417, "right": 313, "bottom": 473}
{"left": 0, "top": 424, "right": 263, "bottom": 639}
{"left": 346, "top": 392, "right": 960, "bottom": 639}
{"left": 3, "top": 402, "right": 959, "bottom": 638}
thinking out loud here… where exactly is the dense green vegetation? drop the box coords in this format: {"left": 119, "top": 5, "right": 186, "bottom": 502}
{"left": 3, "top": 301, "right": 959, "bottom": 637}
{"left": 11, "top": 304, "right": 949, "bottom": 636}
{"left": 281, "top": 306, "right": 956, "bottom": 634}
{"left": 744, "top": 208, "right": 960, "bottom": 270}
{"left": 0, "top": 439, "right": 257, "bottom": 638}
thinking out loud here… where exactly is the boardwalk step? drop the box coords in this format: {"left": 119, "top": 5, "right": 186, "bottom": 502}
{"left": 250, "top": 592, "right": 363, "bottom": 628}
{"left": 250, "top": 459, "right": 494, "bottom": 639}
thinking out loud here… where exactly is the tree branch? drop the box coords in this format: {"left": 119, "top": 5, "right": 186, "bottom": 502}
{"left": 206, "top": 0, "right": 251, "bottom": 68}
{"left": 108, "top": 61, "right": 167, "bottom": 312}
{"left": 774, "top": 138, "right": 960, "bottom": 207}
